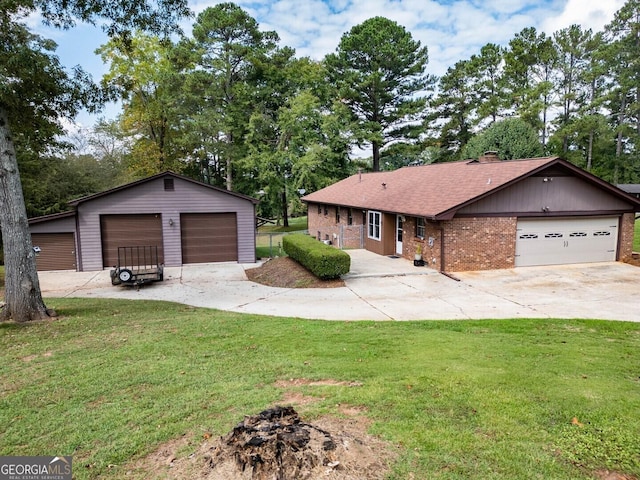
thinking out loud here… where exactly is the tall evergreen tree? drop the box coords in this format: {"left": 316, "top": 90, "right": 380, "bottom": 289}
{"left": 325, "top": 17, "right": 432, "bottom": 171}
{"left": 190, "top": 2, "right": 279, "bottom": 191}
{"left": 429, "top": 60, "right": 476, "bottom": 161}
{"left": 602, "top": 0, "right": 640, "bottom": 183}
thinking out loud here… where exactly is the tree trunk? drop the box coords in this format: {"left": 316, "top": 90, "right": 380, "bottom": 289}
{"left": 372, "top": 140, "right": 380, "bottom": 172}
{"left": 0, "top": 108, "right": 51, "bottom": 322}
{"left": 281, "top": 189, "right": 289, "bottom": 227}
{"left": 587, "top": 130, "right": 594, "bottom": 171}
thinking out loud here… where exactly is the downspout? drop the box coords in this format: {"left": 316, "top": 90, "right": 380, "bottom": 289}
{"left": 438, "top": 221, "right": 460, "bottom": 282}
{"left": 438, "top": 223, "right": 445, "bottom": 273}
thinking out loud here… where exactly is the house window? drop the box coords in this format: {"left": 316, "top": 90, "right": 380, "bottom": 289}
{"left": 368, "top": 210, "right": 381, "bottom": 240}
{"left": 416, "top": 217, "right": 426, "bottom": 239}
{"left": 317, "top": 204, "right": 322, "bottom": 214}
{"left": 324, "top": 205, "right": 328, "bottom": 215}
{"left": 164, "top": 178, "right": 174, "bottom": 191}
{"left": 347, "top": 209, "right": 353, "bottom": 226}
{"left": 335, "top": 207, "right": 340, "bottom": 224}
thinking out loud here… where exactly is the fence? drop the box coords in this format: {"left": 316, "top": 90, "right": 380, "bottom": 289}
{"left": 257, "top": 225, "right": 365, "bottom": 258}
{"left": 256, "top": 230, "right": 308, "bottom": 258}
{"left": 308, "top": 224, "right": 365, "bottom": 250}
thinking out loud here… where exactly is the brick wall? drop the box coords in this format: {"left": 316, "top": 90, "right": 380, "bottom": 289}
{"left": 401, "top": 216, "right": 516, "bottom": 272}
{"left": 306, "top": 203, "right": 364, "bottom": 249}
{"left": 403, "top": 218, "right": 441, "bottom": 270}
{"left": 442, "top": 217, "right": 517, "bottom": 271}
{"left": 619, "top": 212, "right": 636, "bottom": 262}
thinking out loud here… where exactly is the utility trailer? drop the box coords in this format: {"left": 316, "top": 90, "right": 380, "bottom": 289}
{"left": 110, "top": 246, "right": 164, "bottom": 287}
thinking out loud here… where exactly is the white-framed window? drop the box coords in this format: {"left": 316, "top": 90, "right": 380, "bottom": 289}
{"left": 368, "top": 210, "right": 381, "bottom": 240}
{"left": 416, "top": 217, "right": 426, "bottom": 239}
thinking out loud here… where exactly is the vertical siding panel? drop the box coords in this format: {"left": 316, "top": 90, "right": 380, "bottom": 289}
{"left": 75, "top": 176, "right": 256, "bottom": 271}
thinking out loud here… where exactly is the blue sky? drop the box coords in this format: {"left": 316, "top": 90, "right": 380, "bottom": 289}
{"left": 30, "top": 0, "right": 625, "bottom": 130}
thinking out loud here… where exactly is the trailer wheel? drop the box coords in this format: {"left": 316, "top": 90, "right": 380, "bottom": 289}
{"left": 118, "top": 269, "right": 133, "bottom": 282}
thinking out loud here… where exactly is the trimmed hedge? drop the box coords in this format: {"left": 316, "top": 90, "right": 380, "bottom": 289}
{"left": 283, "top": 234, "right": 350, "bottom": 280}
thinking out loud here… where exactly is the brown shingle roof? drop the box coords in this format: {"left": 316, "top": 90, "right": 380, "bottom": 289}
{"left": 302, "top": 157, "right": 564, "bottom": 219}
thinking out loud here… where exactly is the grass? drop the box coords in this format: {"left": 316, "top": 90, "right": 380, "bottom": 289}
{"left": 1, "top": 299, "right": 639, "bottom": 479}
{"left": 256, "top": 216, "right": 308, "bottom": 258}
{"left": 634, "top": 217, "right": 640, "bottom": 251}
{"left": 258, "top": 216, "right": 308, "bottom": 233}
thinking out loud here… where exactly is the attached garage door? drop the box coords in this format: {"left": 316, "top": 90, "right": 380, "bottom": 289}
{"left": 515, "top": 217, "right": 618, "bottom": 267}
{"left": 181, "top": 213, "right": 238, "bottom": 263}
{"left": 31, "top": 233, "right": 76, "bottom": 271}
{"left": 100, "top": 214, "right": 163, "bottom": 268}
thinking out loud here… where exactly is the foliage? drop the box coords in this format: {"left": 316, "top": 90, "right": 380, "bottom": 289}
{"left": 97, "top": 33, "right": 188, "bottom": 176}
{"left": 325, "top": 16, "right": 433, "bottom": 171}
{"left": 1, "top": 301, "right": 639, "bottom": 479}
{"left": 0, "top": 0, "right": 190, "bottom": 322}
{"left": 462, "top": 118, "right": 544, "bottom": 160}
{"left": 185, "top": 3, "right": 280, "bottom": 191}
{"left": 283, "top": 234, "right": 350, "bottom": 279}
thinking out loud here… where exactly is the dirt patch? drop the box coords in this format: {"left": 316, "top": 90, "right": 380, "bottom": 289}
{"left": 274, "top": 378, "right": 364, "bottom": 388}
{"left": 625, "top": 253, "right": 640, "bottom": 268}
{"left": 245, "top": 257, "right": 344, "bottom": 289}
{"left": 127, "top": 407, "right": 396, "bottom": 480}
{"left": 594, "top": 470, "right": 638, "bottom": 480}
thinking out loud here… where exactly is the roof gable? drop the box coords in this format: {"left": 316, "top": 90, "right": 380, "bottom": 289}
{"left": 302, "top": 157, "right": 640, "bottom": 219}
{"left": 68, "top": 171, "right": 259, "bottom": 207}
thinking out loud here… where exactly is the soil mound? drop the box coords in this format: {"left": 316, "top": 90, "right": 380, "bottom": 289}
{"left": 202, "top": 406, "right": 390, "bottom": 479}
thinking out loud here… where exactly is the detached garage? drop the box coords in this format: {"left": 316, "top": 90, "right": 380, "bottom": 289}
{"left": 28, "top": 172, "right": 258, "bottom": 271}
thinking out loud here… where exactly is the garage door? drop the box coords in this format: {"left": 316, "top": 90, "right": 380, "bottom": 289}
{"left": 515, "top": 217, "right": 618, "bottom": 267}
{"left": 100, "top": 214, "right": 163, "bottom": 268}
{"left": 31, "top": 233, "right": 76, "bottom": 271}
{"left": 181, "top": 213, "right": 238, "bottom": 263}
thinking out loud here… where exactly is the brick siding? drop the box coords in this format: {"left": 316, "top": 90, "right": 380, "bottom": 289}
{"left": 619, "top": 212, "right": 636, "bottom": 262}
{"left": 306, "top": 203, "right": 364, "bottom": 249}
{"left": 403, "top": 216, "right": 516, "bottom": 272}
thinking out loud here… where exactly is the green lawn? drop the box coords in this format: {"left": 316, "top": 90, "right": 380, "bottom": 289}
{"left": 1, "top": 299, "right": 639, "bottom": 479}
{"left": 256, "top": 216, "right": 308, "bottom": 257}
{"left": 258, "top": 215, "right": 308, "bottom": 233}
{"left": 634, "top": 217, "right": 640, "bottom": 251}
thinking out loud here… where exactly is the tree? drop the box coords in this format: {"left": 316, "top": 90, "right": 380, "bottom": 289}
{"left": 325, "top": 17, "right": 432, "bottom": 171}
{"left": 504, "top": 27, "right": 558, "bottom": 146}
{"left": 0, "top": 0, "right": 189, "bottom": 322}
{"left": 189, "top": 2, "right": 279, "bottom": 190}
{"left": 242, "top": 57, "right": 350, "bottom": 225}
{"left": 461, "top": 118, "right": 544, "bottom": 160}
{"left": 97, "top": 33, "right": 188, "bottom": 176}
{"left": 552, "top": 25, "right": 593, "bottom": 154}
{"left": 429, "top": 60, "right": 476, "bottom": 161}
{"left": 470, "top": 43, "right": 507, "bottom": 126}
{"left": 601, "top": 0, "right": 640, "bottom": 183}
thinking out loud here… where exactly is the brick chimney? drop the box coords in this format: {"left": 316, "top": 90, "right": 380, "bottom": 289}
{"left": 478, "top": 151, "right": 501, "bottom": 163}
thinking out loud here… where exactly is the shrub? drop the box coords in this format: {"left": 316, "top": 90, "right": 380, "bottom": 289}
{"left": 283, "top": 234, "right": 350, "bottom": 280}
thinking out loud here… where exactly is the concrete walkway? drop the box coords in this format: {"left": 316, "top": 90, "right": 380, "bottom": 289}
{"left": 37, "top": 250, "right": 640, "bottom": 322}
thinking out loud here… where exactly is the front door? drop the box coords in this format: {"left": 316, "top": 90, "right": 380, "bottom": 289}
{"left": 396, "top": 215, "right": 403, "bottom": 255}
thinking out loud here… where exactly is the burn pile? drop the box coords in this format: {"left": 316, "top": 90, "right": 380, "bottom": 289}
{"left": 203, "top": 405, "right": 388, "bottom": 480}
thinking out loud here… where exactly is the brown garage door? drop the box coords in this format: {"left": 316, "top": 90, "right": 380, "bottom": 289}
{"left": 100, "top": 214, "right": 163, "bottom": 268}
{"left": 31, "top": 233, "right": 76, "bottom": 271}
{"left": 181, "top": 213, "right": 238, "bottom": 263}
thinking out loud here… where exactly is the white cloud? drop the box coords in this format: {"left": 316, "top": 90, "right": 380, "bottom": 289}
{"left": 540, "top": 0, "right": 626, "bottom": 34}
{"left": 36, "top": 0, "right": 627, "bottom": 127}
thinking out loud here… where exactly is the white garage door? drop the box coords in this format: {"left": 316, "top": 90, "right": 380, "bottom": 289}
{"left": 515, "top": 217, "right": 619, "bottom": 267}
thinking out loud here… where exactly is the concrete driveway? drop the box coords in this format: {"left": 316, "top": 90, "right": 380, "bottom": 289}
{"left": 37, "top": 250, "right": 640, "bottom": 322}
